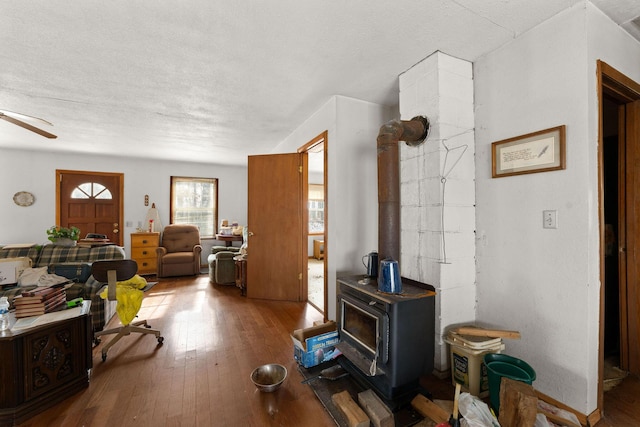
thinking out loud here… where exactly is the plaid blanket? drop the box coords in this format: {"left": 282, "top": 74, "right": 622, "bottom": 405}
{"left": 0, "top": 244, "right": 125, "bottom": 332}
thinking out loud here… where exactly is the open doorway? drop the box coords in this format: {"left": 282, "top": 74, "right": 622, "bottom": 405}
{"left": 598, "top": 61, "right": 640, "bottom": 415}
{"left": 299, "top": 132, "right": 327, "bottom": 315}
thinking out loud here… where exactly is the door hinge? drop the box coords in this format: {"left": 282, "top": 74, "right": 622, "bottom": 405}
{"left": 299, "top": 166, "right": 303, "bottom": 173}
{"left": 298, "top": 273, "right": 302, "bottom": 280}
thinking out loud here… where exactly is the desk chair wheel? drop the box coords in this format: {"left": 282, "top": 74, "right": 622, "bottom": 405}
{"left": 157, "top": 336, "right": 164, "bottom": 345}
{"left": 102, "top": 352, "right": 108, "bottom": 362}
{"left": 94, "top": 337, "right": 101, "bottom": 346}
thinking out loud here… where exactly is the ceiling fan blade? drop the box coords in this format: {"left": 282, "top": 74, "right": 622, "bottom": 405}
{"left": 0, "top": 113, "right": 57, "bottom": 139}
{"left": 0, "top": 109, "right": 54, "bottom": 126}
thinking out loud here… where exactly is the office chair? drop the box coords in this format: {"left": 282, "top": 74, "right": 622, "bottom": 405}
{"left": 92, "top": 260, "right": 164, "bottom": 361}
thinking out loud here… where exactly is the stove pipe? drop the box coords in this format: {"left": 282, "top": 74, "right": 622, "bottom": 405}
{"left": 377, "top": 116, "right": 430, "bottom": 265}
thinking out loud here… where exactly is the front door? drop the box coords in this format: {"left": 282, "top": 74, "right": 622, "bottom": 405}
{"left": 247, "top": 153, "right": 307, "bottom": 301}
{"left": 56, "top": 170, "right": 124, "bottom": 245}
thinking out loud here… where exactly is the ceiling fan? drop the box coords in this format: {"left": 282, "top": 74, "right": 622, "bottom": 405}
{"left": 0, "top": 109, "right": 57, "bottom": 139}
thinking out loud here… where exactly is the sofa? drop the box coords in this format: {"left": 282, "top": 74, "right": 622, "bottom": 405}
{"left": 208, "top": 246, "right": 240, "bottom": 285}
{"left": 0, "top": 243, "right": 125, "bottom": 332}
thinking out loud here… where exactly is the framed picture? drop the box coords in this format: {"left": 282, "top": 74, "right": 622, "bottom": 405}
{"left": 492, "top": 125, "right": 566, "bottom": 178}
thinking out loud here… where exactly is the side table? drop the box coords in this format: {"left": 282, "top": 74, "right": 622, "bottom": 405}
{"left": 216, "top": 234, "right": 243, "bottom": 247}
{"left": 234, "top": 255, "right": 247, "bottom": 296}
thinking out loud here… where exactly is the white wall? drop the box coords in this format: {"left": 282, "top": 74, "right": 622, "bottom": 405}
{"left": 0, "top": 148, "right": 247, "bottom": 263}
{"left": 475, "top": 2, "right": 640, "bottom": 414}
{"left": 273, "top": 95, "right": 394, "bottom": 320}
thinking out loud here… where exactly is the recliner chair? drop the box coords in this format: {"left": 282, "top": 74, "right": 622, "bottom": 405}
{"left": 208, "top": 246, "right": 240, "bottom": 285}
{"left": 156, "top": 224, "right": 202, "bottom": 278}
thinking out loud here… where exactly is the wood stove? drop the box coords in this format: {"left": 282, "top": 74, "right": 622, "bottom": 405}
{"left": 336, "top": 275, "right": 435, "bottom": 401}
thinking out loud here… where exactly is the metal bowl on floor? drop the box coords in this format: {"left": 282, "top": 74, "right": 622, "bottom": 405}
{"left": 250, "top": 363, "right": 287, "bottom": 392}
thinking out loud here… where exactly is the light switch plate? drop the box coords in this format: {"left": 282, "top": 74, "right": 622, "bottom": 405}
{"left": 543, "top": 210, "right": 557, "bottom": 229}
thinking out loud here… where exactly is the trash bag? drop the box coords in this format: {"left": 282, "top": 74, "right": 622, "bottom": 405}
{"left": 459, "top": 392, "right": 500, "bottom": 427}
{"left": 99, "top": 274, "right": 147, "bottom": 326}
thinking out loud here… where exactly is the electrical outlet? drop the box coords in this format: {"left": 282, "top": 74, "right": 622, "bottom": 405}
{"left": 543, "top": 210, "right": 557, "bottom": 229}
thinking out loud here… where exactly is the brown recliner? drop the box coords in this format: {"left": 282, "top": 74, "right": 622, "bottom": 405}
{"left": 156, "top": 224, "right": 202, "bottom": 278}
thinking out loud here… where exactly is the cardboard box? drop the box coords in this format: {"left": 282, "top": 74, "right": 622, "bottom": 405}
{"left": 0, "top": 257, "right": 32, "bottom": 286}
{"left": 292, "top": 321, "right": 339, "bottom": 368}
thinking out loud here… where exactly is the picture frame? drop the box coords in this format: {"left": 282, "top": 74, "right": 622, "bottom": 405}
{"left": 491, "top": 125, "right": 566, "bottom": 178}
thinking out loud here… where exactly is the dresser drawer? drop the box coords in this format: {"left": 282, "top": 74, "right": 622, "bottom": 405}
{"left": 131, "top": 247, "right": 156, "bottom": 259}
{"left": 136, "top": 257, "right": 157, "bottom": 274}
{"left": 131, "top": 233, "right": 159, "bottom": 247}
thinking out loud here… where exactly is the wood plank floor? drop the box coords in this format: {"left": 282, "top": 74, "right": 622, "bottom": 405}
{"left": 18, "top": 274, "right": 334, "bottom": 427}
{"left": 16, "top": 274, "right": 640, "bottom": 426}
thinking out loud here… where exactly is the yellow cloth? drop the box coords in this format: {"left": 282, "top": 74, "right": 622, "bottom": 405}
{"left": 99, "top": 274, "right": 147, "bottom": 326}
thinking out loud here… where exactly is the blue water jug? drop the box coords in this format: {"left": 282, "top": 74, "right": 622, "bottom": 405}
{"left": 378, "top": 258, "right": 402, "bottom": 294}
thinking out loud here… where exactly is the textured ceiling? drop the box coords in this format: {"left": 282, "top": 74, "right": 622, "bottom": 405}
{"left": 0, "top": 1, "right": 638, "bottom": 166}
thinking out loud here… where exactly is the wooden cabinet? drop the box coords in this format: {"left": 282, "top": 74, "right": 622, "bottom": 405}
{"left": 131, "top": 232, "right": 160, "bottom": 275}
{"left": 0, "top": 302, "right": 92, "bottom": 425}
{"left": 313, "top": 239, "right": 325, "bottom": 260}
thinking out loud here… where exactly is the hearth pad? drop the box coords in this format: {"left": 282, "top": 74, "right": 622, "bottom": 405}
{"left": 298, "top": 358, "right": 427, "bottom": 427}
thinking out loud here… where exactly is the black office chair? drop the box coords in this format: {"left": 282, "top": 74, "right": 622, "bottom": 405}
{"left": 92, "top": 260, "right": 164, "bottom": 361}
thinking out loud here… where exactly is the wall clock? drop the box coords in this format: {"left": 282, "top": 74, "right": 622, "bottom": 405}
{"left": 13, "top": 191, "right": 35, "bottom": 207}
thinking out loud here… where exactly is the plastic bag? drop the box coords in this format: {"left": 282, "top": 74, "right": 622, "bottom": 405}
{"left": 99, "top": 274, "right": 147, "bottom": 325}
{"left": 459, "top": 392, "right": 500, "bottom": 427}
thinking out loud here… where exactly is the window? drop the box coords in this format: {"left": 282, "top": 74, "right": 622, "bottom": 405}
{"left": 170, "top": 176, "right": 218, "bottom": 238}
{"left": 308, "top": 184, "right": 324, "bottom": 234}
{"left": 71, "top": 182, "right": 112, "bottom": 199}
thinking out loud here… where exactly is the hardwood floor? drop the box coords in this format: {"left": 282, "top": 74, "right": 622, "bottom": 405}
{"left": 594, "top": 374, "right": 640, "bottom": 426}
{"left": 15, "top": 274, "right": 640, "bottom": 426}
{"left": 18, "top": 274, "right": 333, "bottom": 427}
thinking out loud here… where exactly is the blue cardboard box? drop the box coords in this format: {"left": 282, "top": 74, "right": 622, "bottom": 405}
{"left": 291, "top": 322, "right": 339, "bottom": 368}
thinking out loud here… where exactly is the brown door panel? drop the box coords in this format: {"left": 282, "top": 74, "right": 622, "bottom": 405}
{"left": 247, "top": 153, "right": 305, "bottom": 301}
{"left": 57, "top": 170, "right": 123, "bottom": 245}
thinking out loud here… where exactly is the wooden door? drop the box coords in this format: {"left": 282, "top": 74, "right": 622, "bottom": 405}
{"left": 623, "top": 100, "right": 640, "bottom": 374}
{"left": 247, "top": 153, "right": 307, "bottom": 301}
{"left": 57, "top": 170, "right": 124, "bottom": 245}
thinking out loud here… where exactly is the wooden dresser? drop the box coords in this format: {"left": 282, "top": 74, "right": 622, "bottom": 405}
{"left": 130, "top": 232, "right": 160, "bottom": 275}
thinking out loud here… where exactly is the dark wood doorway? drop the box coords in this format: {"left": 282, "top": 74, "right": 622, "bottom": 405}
{"left": 246, "top": 153, "right": 307, "bottom": 301}
{"left": 56, "top": 170, "right": 124, "bottom": 246}
{"left": 598, "top": 61, "right": 640, "bottom": 415}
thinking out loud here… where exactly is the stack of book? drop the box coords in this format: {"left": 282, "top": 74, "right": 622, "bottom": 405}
{"left": 13, "top": 286, "right": 67, "bottom": 318}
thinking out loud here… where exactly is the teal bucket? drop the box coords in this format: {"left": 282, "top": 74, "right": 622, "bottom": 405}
{"left": 484, "top": 353, "right": 536, "bottom": 414}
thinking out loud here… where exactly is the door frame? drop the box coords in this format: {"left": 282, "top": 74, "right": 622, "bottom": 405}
{"left": 55, "top": 170, "right": 125, "bottom": 246}
{"left": 298, "top": 131, "right": 328, "bottom": 319}
{"left": 597, "top": 61, "right": 640, "bottom": 414}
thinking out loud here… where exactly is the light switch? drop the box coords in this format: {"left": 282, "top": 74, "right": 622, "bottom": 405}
{"left": 543, "top": 210, "right": 557, "bottom": 229}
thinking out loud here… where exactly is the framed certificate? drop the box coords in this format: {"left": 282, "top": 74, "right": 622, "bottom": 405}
{"left": 492, "top": 125, "right": 566, "bottom": 178}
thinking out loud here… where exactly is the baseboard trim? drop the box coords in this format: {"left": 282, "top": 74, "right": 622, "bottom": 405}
{"left": 535, "top": 389, "right": 590, "bottom": 427}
